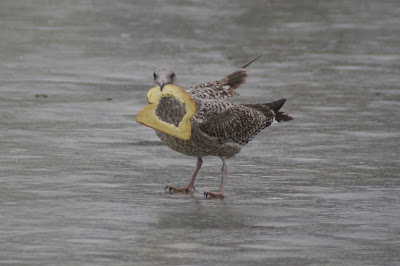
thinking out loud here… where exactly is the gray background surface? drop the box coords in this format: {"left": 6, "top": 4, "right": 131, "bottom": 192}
{"left": 1, "top": 0, "right": 399, "bottom": 265}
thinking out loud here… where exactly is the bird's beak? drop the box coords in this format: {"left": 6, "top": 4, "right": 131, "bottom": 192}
{"left": 159, "top": 81, "right": 165, "bottom": 91}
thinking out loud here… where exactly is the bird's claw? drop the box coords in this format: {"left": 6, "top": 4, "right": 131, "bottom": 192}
{"left": 204, "top": 191, "right": 224, "bottom": 198}
{"left": 165, "top": 185, "right": 195, "bottom": 193}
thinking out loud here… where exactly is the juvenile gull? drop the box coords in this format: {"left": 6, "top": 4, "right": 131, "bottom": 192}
{"left": 151, "top": 58, "right": 293, "bottom": 198}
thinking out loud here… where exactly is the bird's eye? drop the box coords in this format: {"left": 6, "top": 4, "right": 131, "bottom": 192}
{"left": 171, "top": 73, "right": 175, "bottom": 78}
{"left": 153, "top": 73, "right": 157, "bottom": 79}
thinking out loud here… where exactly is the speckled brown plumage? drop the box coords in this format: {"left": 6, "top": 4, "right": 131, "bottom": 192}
{"left": 150, "top": 61, "right": 293, "bottom": 197}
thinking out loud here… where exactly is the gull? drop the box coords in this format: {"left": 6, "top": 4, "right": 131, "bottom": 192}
{"left": 151, "top": 57, "right": 293, "bottom": 197}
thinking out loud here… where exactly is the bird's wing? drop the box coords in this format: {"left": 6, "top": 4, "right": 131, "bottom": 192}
{"left": 186, "top": 69, "right": 247, "bottom": 100}
{"left": 186, "top": 56, "right": 263, "bottom": 100}
{"left": 197, "top": 101, "right": 275, "bottom": 145}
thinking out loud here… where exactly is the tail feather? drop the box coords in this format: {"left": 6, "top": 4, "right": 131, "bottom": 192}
{"left": 275, "top": 111, "right": 293, "bottom": 122}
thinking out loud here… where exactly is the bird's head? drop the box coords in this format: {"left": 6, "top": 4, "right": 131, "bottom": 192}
{"left": 153, "top": 67, "right": 176, "bottom": 91}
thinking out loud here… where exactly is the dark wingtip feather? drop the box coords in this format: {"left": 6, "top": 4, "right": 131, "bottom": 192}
{"left": 241, "top": 55, "right": 262, "bottom": 69}
{"left": 263, "top": 98, "right": 293, "bottom": 122}
{"left": 263, "top": 98, "right": 286, "bottom": 113}
{"left": 219, "top": 56, "right": 261, "bottom": 90}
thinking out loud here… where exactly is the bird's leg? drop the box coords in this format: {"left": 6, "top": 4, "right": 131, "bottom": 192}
{"left": 165, "top": 157, "right": 202, "bottom": 193}
{"left": 204, "top": 158, "right": 227, "bottom": 198}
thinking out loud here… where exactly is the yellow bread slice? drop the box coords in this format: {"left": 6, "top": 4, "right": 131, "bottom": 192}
{"left": 136, "top": 84, "right": 196, "bottom": 140}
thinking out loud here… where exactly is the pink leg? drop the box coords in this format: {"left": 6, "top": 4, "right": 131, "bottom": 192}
{"left": 204, "top": 158, "right": 227, "bottom": 198}
{"left": 165, "top": 157, "right": 203, "bottom": 193}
